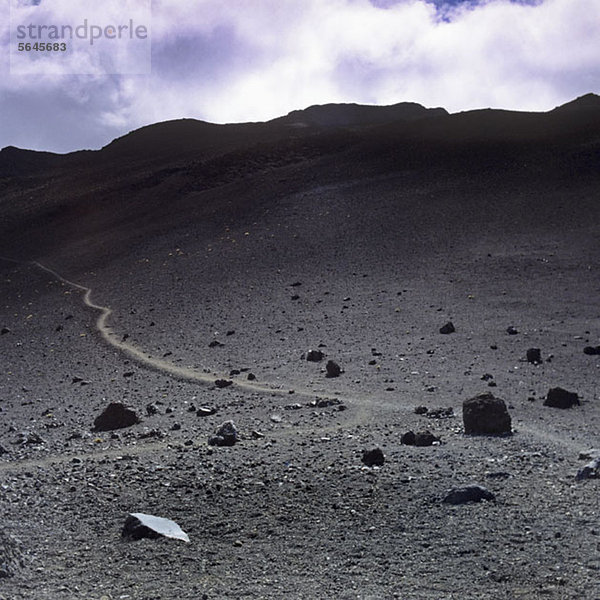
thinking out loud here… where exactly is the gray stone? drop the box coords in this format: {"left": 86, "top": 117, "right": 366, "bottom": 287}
{"left": 208, "top": 420, "right": 239, "bottom": 447}
{"left": 576, "top": 458, "right": 600, "bottom": 481}
{"left": 122, "top": 513, "right": 190, "bottom": 542}
{"left": 463, "top": 392, "right": 511, "bottom": 435}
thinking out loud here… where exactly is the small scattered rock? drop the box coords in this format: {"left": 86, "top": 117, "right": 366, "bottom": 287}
{"left": 443, "top": 485, "right": 495, "bottom": 504}
{"left": 197, "top": 406, "right": 216, "bottom": 417}
{"left": 146, "top": 403, "right": 159, "bottom": 416}
{"left": 544, "top": 387, "right": 579, "bottom": 409}
{"left": 583, "top": 346, "right": 600, "bottom": 356}
{"left": 439, "top": 322, "right": 455, "bottom": 335}
{"left": 362, "top": 448, "right": 385, "bottom": 467}
{"left": 463, "top": 393, "right": 511, "bottom": 435}
{"left": 93, "top": 402, "right": 140, "bottom": 432}
{"left": 229, "top": 369, "right": 241, "bottom": 376}
{"left": 215, "top": 379, "right": 233, "bottom": 389}
{"left": 310, "top": 397, "right": 342, "bottom": 408}
{"left": 325, "top": 360, "right": 342, "bottom": 378}
{"left": 401, "top": 431, "right": 439, "bottom": 446}
{"left": 122, "top": 513, "right": 190, "bottom": 542}
{"left": 208, "top": 340, "right": 224, "bottom": 348}
{"left": 247, "top": 373, "right": 256, "bottom": 381}
{"left": 14, "top": 431, "right": 44, "bottom": 446}
{"left": 208, "top": 420, "right": 239, "bottom": 447}
{"left": 576, "top": 458, "right": 600, "bottom": 481}
{"left": 526, "top": 348, "right": 542, "bottom": 365}
{"left": 506, "top": 326, "right": 519, "bottom": 335}
{"left": 0, "top": 327, "right": 10, "bottom": 335}
{"left": 414, "top": 406, "right": 428, "bottom": 415}
{"left": 306, "top": 349, "right": 325, "bottom": 362}
{"left": 426, "top": 407, "right": 455, "bottom": 419}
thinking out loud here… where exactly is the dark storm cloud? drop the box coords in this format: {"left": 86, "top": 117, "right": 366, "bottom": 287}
{"left": 1, "top": 0, "right": 598, "bottom": 153}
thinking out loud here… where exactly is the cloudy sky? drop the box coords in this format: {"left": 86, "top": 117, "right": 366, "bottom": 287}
{"left": 0, "top": 0, "right": 598, "bottom": 153}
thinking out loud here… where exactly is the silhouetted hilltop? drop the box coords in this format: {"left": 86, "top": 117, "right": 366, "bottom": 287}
{"left": 551, "top": 93, "right": 600, "bottom": 113}
{"left": 274, "top": 102, "right": 448, "bottom": 128}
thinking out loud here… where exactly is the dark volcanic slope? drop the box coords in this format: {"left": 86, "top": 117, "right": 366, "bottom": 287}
{"left": 1, "top": 96, "right": 600, "bottom": 599}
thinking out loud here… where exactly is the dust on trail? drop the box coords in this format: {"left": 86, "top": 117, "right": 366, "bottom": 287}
{"left": 0, "top": 256, "right": 589, "bottom": 474}
{"left": 0, "top": 256, "right": 378, "bottom": 471}
{"left": 4, "top": 256, "right": 336, "bottom": 399}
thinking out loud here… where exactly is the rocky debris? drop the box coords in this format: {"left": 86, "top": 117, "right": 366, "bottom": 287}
{"left": 215, "top": 379, "right": 233, "bottom": 389}
{"left": 362, "top": 447, "right": 385, "bottom": 466}
{"left": 0, "top": 327, "right": 10, "bottom": 335}
{"left": 93, "top": 402, "right": 140, "bottom": 432}
{"left": 443, "top": 485, "right": 495, "bottom": 504}
{"left": 426, "top": 407, "right": 455, "bottom": 419}
{"left": 462, "top": 393, "right": 511, "bottom": 435}
{"left": 0, "top": 531, "right": 25, "bottom": 577}
{"left": 208, "top": 420, "right": 239, "bottom": 447}
{"left": 579, "top": 449, "right": 600, "bottom": 461}
{"left": 122, "top": 513, "right": 190, "bottom": 542}
{"left": 138, "top": 428, "right": 165, "bottom": 440}
{"left": 306, "top": 349, "right": 325, "bottom": 362}
{"left": 310, "top": 397, "right": 343, "bottom": 409}
{"left": 526, "top": 348, "right": 542, "bottom": 365}
{"left": 576, "top": 457, "right": 600, "bottom": 481}
{"left": 14, "top": 431, "right": 44, "bottom": 445}
{"left": 208, "top": 340, "right": 224, "bottom": 348}
{"left": 0, "top": 444, "right": 9, "bottom": 455}
{"left": 197, "top": 406, "right": 217, "bottom": 417}
{"left": 414, "top": 405, "right": 428, "bottom": 415}
{"left": 146, "top": 402, "right": 159, "bottom": 416}
{"left": 401, "top": 431, "right": 440, "bottom": 446}
{"left": 506, "top": 326, "right": 519, "bottom": 335}
{"left": 543, "top": 387, "right": 579, "bottom": 409}
{"left": 325, "top": 360, "right": 342, "bottom": 378}
{"left": 583, "top": 346, "right": 600, "bottom": 355}
{"left": 439, "top": 321, "right": 455, "bottom": 334}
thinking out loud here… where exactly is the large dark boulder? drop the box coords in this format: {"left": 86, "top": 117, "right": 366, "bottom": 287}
{"left": 362, "top": 447, "right": 385, "bottom": 467}
{"left": 443, "top": 485, "right": 495, "bottom": 505}
{"left": 326, "top": 360, "right": 342, "bottom": 378}
{"left": 544, "top": 387, "right": 579, "bottom": 408}
{"left": 462, "top": 392, "right": 511, "bottom": 435}
{"left": 306, "top": 349, "right": 325, "bottom": 362}
{"left": 93, "top": 402, "right": 139, "bottom": 432}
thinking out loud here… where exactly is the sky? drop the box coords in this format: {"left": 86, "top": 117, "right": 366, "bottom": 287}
{"left": 0, "top": 0, "right": 598, "bottom": 153}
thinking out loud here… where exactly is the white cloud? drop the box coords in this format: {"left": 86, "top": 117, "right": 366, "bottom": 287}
{"left": 0, "top": 0, "right": 598, "bottom": 152}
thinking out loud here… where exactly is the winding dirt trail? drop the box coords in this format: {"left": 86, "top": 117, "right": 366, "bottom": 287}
{"left": 0, "top": 256, "right": 589, "bottom": 475}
